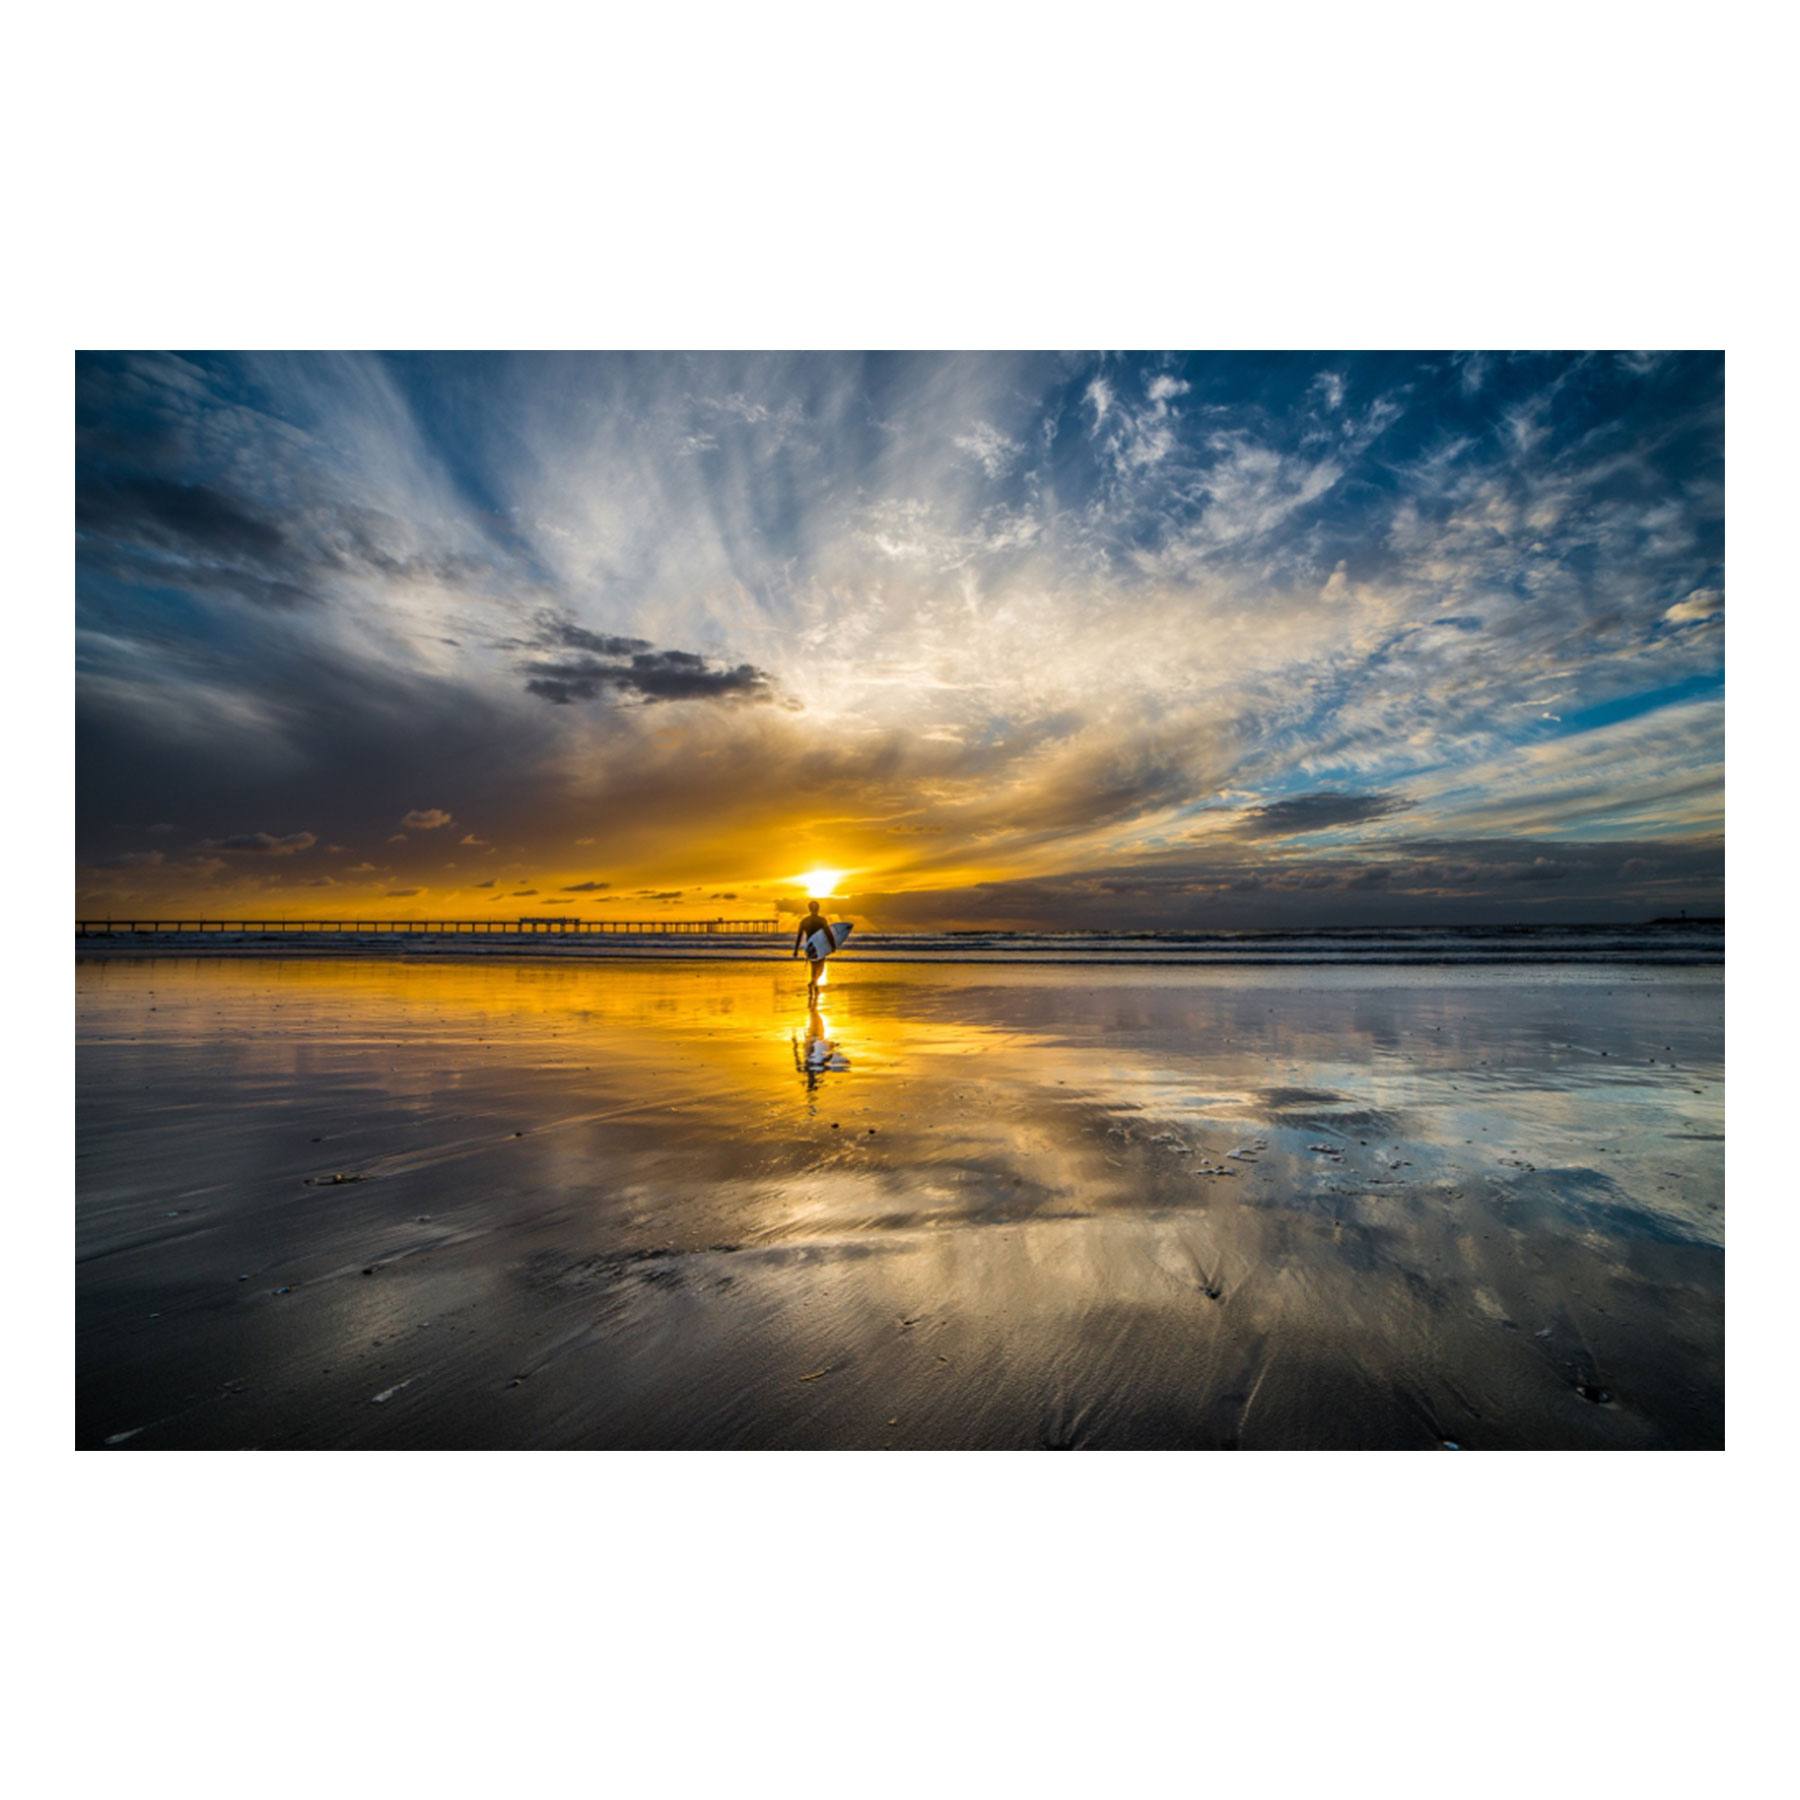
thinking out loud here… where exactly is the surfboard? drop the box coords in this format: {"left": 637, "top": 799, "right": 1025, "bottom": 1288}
{"left": 800, "top": 921, "right": 853, "bottom": 960}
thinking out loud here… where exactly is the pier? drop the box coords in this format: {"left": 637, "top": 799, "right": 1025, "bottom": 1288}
{"left": 77, "top": 917, "right": 784, "bottom": 938}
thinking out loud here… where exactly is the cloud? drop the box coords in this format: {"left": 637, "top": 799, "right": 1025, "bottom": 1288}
{"left": 1664, "top": 587, "right": 1722, "bottom": 626}
{"left": 1236, "top": 792, "right": 1416, "bottom": 837}
{"left": 508, "top": 614, "right": 652, "bottom": 658}
{"left": 854, "top": 834, "right": 1723, "bottom": 930}
{"left": 1091, "top": 369, "right": 1190, "bottom": 475}
{"left": 402, "top": 808, "right": 453, "bottom": 829}
{"left": 560, "top": 880, "right": 610, "bottom": 892}
{"left": 386, "top": 887, "right": 420, "bottom": 897}
{"left": 90, "top": 849, "right": 166, "bottom": 869}
{"left": 204, "top": 830, "right": 317, "bottom": 855}
{"left": 508, "top": 609, "right": 782, "bottom": 708}
{"left": 77, "top": 473, "right": 292, "bottom": 574}
{"left": 953, "top": 422, "right": 1022, "bottom": 479}
{"left": 1187, "top": 433, "right": 1343, "bottom": 549}
{"left": 75, "top": 360, "right": 509, "bottom": 614}
{"left": 520, "top": 644, "right": 781, "bottom": 708}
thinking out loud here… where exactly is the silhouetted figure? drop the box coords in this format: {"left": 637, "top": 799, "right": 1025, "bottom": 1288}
{"left": 792, "top": 900, "right": 839, "bottom": 1004}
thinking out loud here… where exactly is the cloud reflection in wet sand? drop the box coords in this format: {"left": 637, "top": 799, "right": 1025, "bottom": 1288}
{"left": 76, "top": 958, "right": 1722, "bottom": 1448}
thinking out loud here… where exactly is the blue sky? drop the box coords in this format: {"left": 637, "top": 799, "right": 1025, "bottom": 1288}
{"left": 76, "top": 351, "right": 1723, "bottom": 925}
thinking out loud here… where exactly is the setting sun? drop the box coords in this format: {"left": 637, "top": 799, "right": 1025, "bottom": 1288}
{"left": 798, "top": 868, "right": 845, "bottom": 897}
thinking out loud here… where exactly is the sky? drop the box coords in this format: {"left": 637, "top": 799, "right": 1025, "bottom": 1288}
{"left": 75, "top": 351, "right": 1724, "bottom": 929}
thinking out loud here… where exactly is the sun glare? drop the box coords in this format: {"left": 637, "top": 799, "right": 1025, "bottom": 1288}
{"left": 799, "top": 867, "right": 845, "bottom": 897}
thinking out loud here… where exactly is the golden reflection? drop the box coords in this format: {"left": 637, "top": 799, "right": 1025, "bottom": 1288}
{"left": 74, "top": 954, "right": 1727, "bottom": 1204}
{"left": 76, "top": 954, "right": 1726, "bottom": 1448}
{"left": 75, "top": 954, "right": 1005, "bottom": 1109}
{"left": 791, "top": 1004, "right": 850, "bottom": 1102}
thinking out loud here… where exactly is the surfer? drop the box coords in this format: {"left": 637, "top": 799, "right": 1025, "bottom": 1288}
{"left": 792, "top": 899, "right": 839, "bottom": 1003}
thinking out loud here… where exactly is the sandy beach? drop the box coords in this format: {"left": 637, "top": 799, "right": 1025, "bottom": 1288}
{"left": 76, "top": 955, "right": 1723, "bottom": 1449}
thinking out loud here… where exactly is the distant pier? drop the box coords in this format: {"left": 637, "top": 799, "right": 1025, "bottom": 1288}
{"left": 77, "top": 917, "right": 784, "bottom": 939}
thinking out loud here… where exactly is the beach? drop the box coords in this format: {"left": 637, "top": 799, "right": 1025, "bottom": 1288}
{"left": 76, "top": 953, "right": 1724, "bottom": 1449}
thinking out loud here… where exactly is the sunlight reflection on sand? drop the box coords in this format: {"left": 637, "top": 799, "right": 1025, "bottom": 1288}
{"left": 77, "top": 956, "right": 1723, "bottom": 1448}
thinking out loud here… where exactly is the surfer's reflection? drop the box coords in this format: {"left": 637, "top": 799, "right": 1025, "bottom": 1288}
{"left": 792, "top": 1004, "right": 851, "bottom": 1099}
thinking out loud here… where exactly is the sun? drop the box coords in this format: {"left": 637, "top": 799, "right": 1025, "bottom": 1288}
{"left": 798, "top": 867, "right": 845, "bottom": 897}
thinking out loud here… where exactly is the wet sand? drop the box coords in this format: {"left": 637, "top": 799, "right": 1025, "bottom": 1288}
{"left": 76, "top": 956, "right": 1724, "bottom": 1449}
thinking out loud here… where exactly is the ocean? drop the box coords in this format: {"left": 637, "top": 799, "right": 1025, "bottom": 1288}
{"left": 75, "top": 919, "right": 1725, "bottom": 966}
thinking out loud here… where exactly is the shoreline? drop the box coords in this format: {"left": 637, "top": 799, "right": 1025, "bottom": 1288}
{"left": 75, "top": 944, "right": 1725, "bottom": 969}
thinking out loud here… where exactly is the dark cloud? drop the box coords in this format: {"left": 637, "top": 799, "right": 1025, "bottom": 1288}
{"left": 78, "top": 473, "right": 289, "bottom": 564}
{"left": 1237, "top": 792, "right": 1415, "bottom": 837}
{"left": 533, "top": 616, "right": 651, "bottom": 658}
{"left": 89, "top": 849, "right": 166, "bottom": 870}
{"left": 513, "top": 609, "right": 780, "bottom": 707}
{"left": 853, "top": 836, "right": 1723, "bottom": 931}
{"left": 76, "top": 452, "right": 324, "bottom": 612}
{"left": 1503, "top": 856, "right": 1568, "bottom": 883}
{"left": 203, "top": 830, "right": 317, "bottom": 855}
{"left": 561, "top": 880, "right": 610, "bottom": 892}
{"left": 77, "top": 610, "right": 571, "bottom": 872}
{"left": 523, "top": 650, "right": 779, "bottom": 707}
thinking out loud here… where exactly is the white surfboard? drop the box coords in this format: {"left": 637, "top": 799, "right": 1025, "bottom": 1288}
{"left": 800, "top": 921, "right": 853, "bottom": 960}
